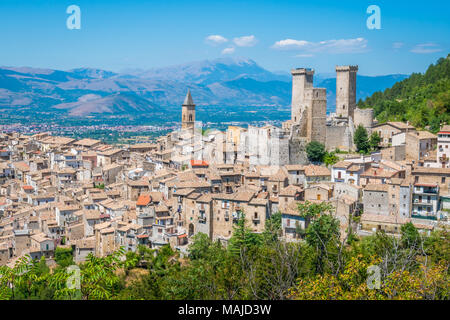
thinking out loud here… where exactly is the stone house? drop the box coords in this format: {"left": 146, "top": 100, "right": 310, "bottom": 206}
{"left": 283, "top": 165, "right": 305, "bottom": 186}
{"left": 363, "top": 184, "right": 389, "bottom": 216}
{"left": 29, "top": 232, "right": 55, "bottom": 260}
{"left": 305, "top": 184, "right": 332, "bottom": 201}
{"left": 405, "top": 131, "right": 437, "bottom": 161}
{"left": 373, "top": 122, "right": 416, "bottom": 147}
{"left": 74, "top": 237, "right": 96, "bottom": 263}
{"left": 304, "top": 165, "right": 331, "bottom": 184}
{"left": 437, "top": 125, "right": 450, "bottom": 168}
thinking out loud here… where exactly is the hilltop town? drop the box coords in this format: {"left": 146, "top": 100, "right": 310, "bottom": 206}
{"left": 0, "top": 65, "right": 449, "bottom": 267}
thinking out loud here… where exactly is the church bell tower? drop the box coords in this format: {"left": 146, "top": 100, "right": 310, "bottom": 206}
{"left": 181, "top": 89, "right": 195, "bottom": 130}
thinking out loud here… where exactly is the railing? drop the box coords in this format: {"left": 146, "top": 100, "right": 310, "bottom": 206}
{"left": 411, "top": 214, "right": 437, "bottom": 221}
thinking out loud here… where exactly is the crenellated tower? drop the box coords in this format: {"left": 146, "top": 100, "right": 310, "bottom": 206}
{"left": 335, "top": 65, "right": 358, "bottom": 119}
{"left": 291, "top": 68, "right": 314, "bottom": 123}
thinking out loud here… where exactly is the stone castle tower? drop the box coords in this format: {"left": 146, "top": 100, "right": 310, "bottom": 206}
{"left": 335, "top": 65, "right": 358, "bottom": 119}
{"left": 288, "top": 68, "right": 326, "bottom": 145}
{"left": 303, "top": 88, "right": 327, "bottom": 145}
{"left": 181, "top": 90, "right": 195, "bottom": 130}
{"left": 291, "top": 68, "right": 314, "bottom": 123}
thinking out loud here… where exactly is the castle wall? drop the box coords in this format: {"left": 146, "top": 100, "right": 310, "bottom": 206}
{"left": 269, "top": 131, "right": 290, "bottom": 166}
{"left": 354, "top": 107, "right": 374, "bottom": 134}
{"left": 288, "top": 137, "right": 309, "bottom": 165}
{"left": 326, "top": 125, "right": 352, "bottom": 151}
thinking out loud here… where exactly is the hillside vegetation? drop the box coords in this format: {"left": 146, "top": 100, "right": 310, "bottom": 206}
{"left": 358, "top": 55, "right": 450, "bottom": 133}
{"left": 0, "top": 205, "right": 448, "bottom": 300}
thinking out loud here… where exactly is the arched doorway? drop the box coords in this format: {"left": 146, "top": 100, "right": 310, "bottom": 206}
{"left": 188, "top": 223, "right": 194, "bottom": 237}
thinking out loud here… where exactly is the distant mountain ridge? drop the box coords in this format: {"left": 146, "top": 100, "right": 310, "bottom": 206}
{"left": 0, "top": 58, "right": 408, "bottom": 116}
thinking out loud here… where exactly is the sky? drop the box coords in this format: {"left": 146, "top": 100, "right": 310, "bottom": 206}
{"left": 0, "top": 0, "right": 449, "bottom": 76}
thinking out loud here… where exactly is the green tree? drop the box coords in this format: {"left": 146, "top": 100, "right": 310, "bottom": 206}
{"left": 262, "top": 212, "right": 282, "bottom": 244}
{"left": 306, "top": 141, "right": 326, "bottom": 163}
{"left": 297, "top": 201, "right": 334, "bottom": 230}
{"left": 369, "top": 131, "right": 381, "bottom": 151}
{"left": 323, "top": 151, "right": 339, "bottom": 166}
{"left": 228, "top": 212, "right": 262, "bottom": 256}
{"left": 354, "top": 124, "right": 370, "bottom": 153}
{"left": 305, "top": 214, "right": 341, "bottom": 274}
{"left": 54, "top": 247, "right": 74, "bottom": 268}
{"left": 401, "top": 222, "right": 422, "bottom": 249}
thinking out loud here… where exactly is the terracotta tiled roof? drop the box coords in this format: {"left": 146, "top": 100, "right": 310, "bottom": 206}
{"left": 136, "top": 194, "right": 151, "bottom": 206}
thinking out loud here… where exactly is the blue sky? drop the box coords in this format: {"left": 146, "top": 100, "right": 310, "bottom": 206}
{"left": 0, "top": 0, "right": 448, "bottom": 75}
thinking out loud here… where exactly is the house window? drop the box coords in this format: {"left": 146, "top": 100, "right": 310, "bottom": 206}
{"left": 442, "top": 177, "right": 446, "bottom": 183}
{"left": 317, "top": 194, "right": 321, "bottom": 200}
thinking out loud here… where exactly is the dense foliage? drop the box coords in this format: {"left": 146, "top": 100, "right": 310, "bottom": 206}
{"left": 306, "top": 141, "right": 339, "bottom": 166}
{"left": 354, "top": 125, "right": 381, "bottom": 154}
{"left": 358, "top": 54, "right": 450, "bottom": 133}
{"left": 0, "top": 204, "right": 448, "bottom": 300}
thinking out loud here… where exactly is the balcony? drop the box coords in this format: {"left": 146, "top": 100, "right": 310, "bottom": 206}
{"left": 411, "top": 213, "right": 437, "bottom": 221}
{"left": 414, "top": 187, "right": 438, "bottom": 195}
{"left": 413, "top": 199, "right": 434, "bottom": 205}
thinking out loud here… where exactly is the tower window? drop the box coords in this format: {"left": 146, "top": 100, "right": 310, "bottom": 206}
{"left": 343, "top": 105, "right": 346, "bottom": 109}
{"left": 189, "top": 115, "right": 193, "bottom": 121}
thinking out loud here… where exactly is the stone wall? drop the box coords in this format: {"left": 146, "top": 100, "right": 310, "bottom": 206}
{"left": 363, "top": 190, "right": 389, "bottom": 215}
{"left": 354, "top": 107, "right": 374, "bottom": 134}
{"left": 381, "top": 145, "right": 406, "bottom": 161}
{"left": 326, "top": 125, "right": 350, "bottom": 151}
{"left": 288, "top": 137, "right": 309, "bottom": 165}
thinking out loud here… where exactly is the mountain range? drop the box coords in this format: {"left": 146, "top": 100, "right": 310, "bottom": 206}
{"left": 0, "top": 58, "right": 408, "bottom": 116}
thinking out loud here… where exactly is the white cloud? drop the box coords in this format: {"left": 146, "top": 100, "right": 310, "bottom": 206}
{"left": 272, "top": 39, "right": 309, "bottom": 50}
{"left": 294, "top": 54, "right": 314, "bottom": 58}
{"left": 233, "top": 35, "right": 258, "bottom": 47}
{"left": 272, "top": 37, "right": 368, "bottom": 54}
{"left": 392, "top": 42, "right": 404, "bottom": 50}
{"left": 410, "top": 43, "right": 442, "bottom": 54}
{"left": 221, "top": 47, "right": 235, "bottom": 55}
{"left": 205, "top": 35, "right": 228, "bottom": 45}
